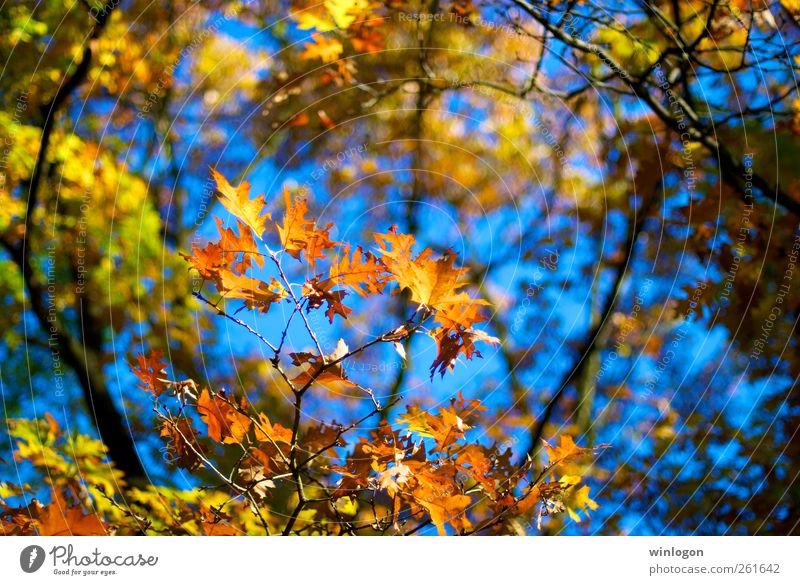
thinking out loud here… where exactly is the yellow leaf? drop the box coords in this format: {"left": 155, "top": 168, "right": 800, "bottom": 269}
{"left": 295, "top": 10, "right": 336, "bottom": 32}
{"left": 560, "top": 480, "right": 599, "bottom": 523}
{"left": 325, "top": 0, "right": 367, "bottom": 29}
{"left": 210, "top": 168, "right": 270, "bottom": 239}
{"left": 293, "top": 0, "right": 368, "bottom": 31}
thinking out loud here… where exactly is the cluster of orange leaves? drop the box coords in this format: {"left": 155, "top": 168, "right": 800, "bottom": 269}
{"left": 182, "top": 168, "right": 497, "bottom": 377}
{"left": 128, "top": 365, "right": 604, "bottom": 534}
{"left": 2, "top": 491, "right": 106, "bottom": 536}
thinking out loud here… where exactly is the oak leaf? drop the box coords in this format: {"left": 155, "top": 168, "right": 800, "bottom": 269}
{"left": 180, "top": 241, "right": 226, "bottom": 281}
{"left": 327, "top": 245, "right": 387, "bottom": 296}
{"left": 429, "top": 326, "right": 498, "bottom": 378}
{"left": 559, "top": 477, "right": 599, "bottom": 523}
{"left": 215, "top": 216, "right": 264, "bottom": 272}
{"left": 36, "top": 492, "right": 106, "bottom": 536}
{"left": 210, "top": 168, "right": 270, "bottom": 239}
{"left": 375, "top": 227, "right": 486, "bottom": 312}
{"left": 302, "top": 276, "right": 352, "bottom": 322}
{"left": 217, "top": 272, "right": 287, "bottom": 313}
{"left": 197, "top": 389, "right": 252, "bottom": 445}
{"left": 325, "top": 0, "right": 368, "bottom": 29}
{"left": 543, "top": 435, "right": 604, "bottom": 466}
{"left": 160, "top": 417, "right": 204, "bottom": 470}
{"left": 131, "top": 350, "right": 170, "bottom": 397}
{"left": 277, "top": 189, "right": 337, "bottom": 269}
{"left": 300, "top": 33, "right": 343, "bottom": 63}
{"left": 289, "top": 339, "right": 356, "bottom": 389}
{"left": 199, "top": 505, "right": 239, "bottom": 535}
{"left": 409, "top": 468, "right": 473, "bottom": 535}
{"left": 254, "top": 412, "right": 293, "bottom": 444}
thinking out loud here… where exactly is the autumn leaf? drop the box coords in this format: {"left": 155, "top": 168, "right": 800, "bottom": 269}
{"left": 302, "top": 275, "right": 352, "bottom": 322}
{"left": 409, "top": 467, "right": 473, "bottom": 535}
{"left": 215, "top": 216, "right": 264, "bottom": 272}
{"left": 181, "top": 216, "right": 265, "bottom": 289}
{"left": 287, "top": 111, "right": 310, "bottom": 127}
{"left": 543, "top": 435, "right": 605, "bottom": 466}
{"left": 289, "top": 339, "right": 357, "bottom": 389}
{"left": 254, "top": 412, "right": 293, "bottom": 444}
{"left": 326, "top": 0, "right": 367, "bottom": 28}
{"left": 559, "top": 476, "right": 599, "bottom": 523}
{"left": 210, "top": 168, "right": 270, "bottom": 239}
{"left": 277, "top": 189, "right": 338, "bottom": 268}
{"left": 450, "top": 0, "right": 477, "bottom": 20}
{"left": 375, "top": 228, "right": 475, "bottom": 308}
{"left": 180, "top": 241, "right": 226, "bottom": 281}
{"left": 302, "top": 422, "right": 346, "bottom": 455}
{"left": 375, "top": 227, "right": 498, "bottom": 376}
{"left": 237, "top": 456, "right": 277, "bottom": 501}
{"left": 217, "top": 272, "right": 287, "bottom": 313}
{"left": 36, "top": 492, "right": 106, "bottom": 536}
{"left": 454, "top": 444, "right": 494, "bottom": 492}
{"left": 331, "top": 422, "right": 411, "bottom": 499}
{"left": 398, "top": 394, "right": 486, "bottom": 451}
{"left": 397, "top": 404, "right": 468, "bottom": 451}
{"left": 294, "top": 5, "right": 337, "bottom": 32}
{"left": 350, "top": 20, "right": 384, "bottom": 53}
{"left": 429, "top": 326, "right": 498, "bottom": 378}
{"left": 292, "top": 0, "right": 368, "bottom": 31}
{"left": 197, "top": 389, "right": 252, "bottom": 445}
{"left": 326, "top": 245, "right": 387, "bottom": 296}
{"left": 375, "top": 227, "right": 490, "bottom": 336}
{"left": 131, "top": 350, "right": 170, "bottom": 397}
{"left": 160, "top": 417, "right": 204, "bottom": 470}
{"left": 199, "top": 505, "right": 239, "bottom": 535}
{"left": 419, "top": 492, "right": 472, "bottom": 536}
{"left": 300, "top": 33, "right": 343, "bottom": 63}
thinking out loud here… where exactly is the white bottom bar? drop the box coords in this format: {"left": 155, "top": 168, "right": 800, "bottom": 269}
{"left": 2, "top": 537, "right": 798, "bottom": 584}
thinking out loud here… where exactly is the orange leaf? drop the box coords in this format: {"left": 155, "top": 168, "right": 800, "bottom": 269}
{"left": 300, "top": 33, "right": 343, "bottom": 63}
{"left": 410, "top": 470, "right": 473, "bottom": 535}
{"left": 217, "top": 271, "right": 287, "bottom": 313}
{"left": 287, "top": 111, "right": 310, "bottom": 127}
{"left": 130, "top": 350, "right": 169, "bottom": 396}
{"left": 375, "top": 226, "right": 489, "bottom": 315}
{"left": 429, "top": 326, "right": 498, "bottom": 378}
{"left": 350, "top": 20, "right": 384, "bottom": 53}
{"left": 543, "top": 435, "right": 603, "bottom": 466}
{"left": 199, "top": 505, "right": 239, "bottom": 535}
{"left": 375, "top": 229, "right": 496, "bottom": 376}
{"left": 255, "top": 412, "right": 293, "bottom": 444}
{"left": 326, "top": 245, "right": 387, "bottom": 296}
{"left": 215, "top": 217, "right": 264, "bottom": 272}
{"left": 277, "top": 189, "right": 338, "bottom": 269}
{"left": 289, "top": 339, "right": 356, "bottom": 389}
{"left": 180, "top": 241, "right": 226, "bottom": 281}
{"left": 37, "top": 493, "right": 106, "bottom": 536}
{"left": 197, "top": 389, "right": 252, "bottom": 445}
